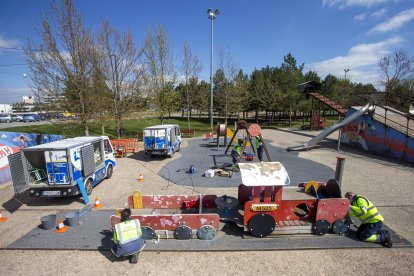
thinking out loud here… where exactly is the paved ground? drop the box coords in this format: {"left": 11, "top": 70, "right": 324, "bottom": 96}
{"left": 1, "top": 128, "right": 414, "bottom": 275}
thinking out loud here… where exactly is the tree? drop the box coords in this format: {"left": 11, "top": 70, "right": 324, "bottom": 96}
{"left": 379, "top": 49, "right": 414, "bottom": 93}
{"left": 278, "top": 53, "right": 304, "bottom": 125}
{"left": 25, "top": 0, "right": 97, "bottom": 135}
{"left": 180, "top": 42, "right": 202, "bottom": 129}
{"left": 142, "top": 26, "right": 176, "bottom": 124}
{"left": 217, "top": 49, "right": 239, "bottom": 125}
{"left": 97, "top": 20, "right": 142, "bottom": 138}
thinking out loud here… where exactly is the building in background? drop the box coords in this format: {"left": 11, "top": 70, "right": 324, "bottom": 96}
{"left": 0, "top": 104, "right": 12, "bottom": 113}
{"left": 22, "top": 96, "right": 34, "bottom": 104}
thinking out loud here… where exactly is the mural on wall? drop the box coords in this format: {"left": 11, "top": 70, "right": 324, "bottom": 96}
{"left": 0, "top": 132, "right": 64, "bottom": 184}
{"left": 341, "top": 108, "right": 414, "bottom": 164}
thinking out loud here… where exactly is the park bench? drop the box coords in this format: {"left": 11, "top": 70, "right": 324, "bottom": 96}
{"left": 181, "top": 129, "right": 196, "bottom": 138}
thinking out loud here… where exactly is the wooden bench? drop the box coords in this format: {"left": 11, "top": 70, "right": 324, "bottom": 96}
{"left": 110, "top": 139, "right": 139, "bottom": 153}
{"left": 181, "top": 129, "right": 196, "bottom": 138}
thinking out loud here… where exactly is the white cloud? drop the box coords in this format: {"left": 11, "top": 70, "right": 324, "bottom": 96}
{"left": 0, "top": 88, "right": 33, "bottom": 104}
{"left": 306, "top": 37, "right": 403, "bottom": 84}
{"left": 353, "top": 8, "right": 387, "bottom": 22}
{"left": 322, "top": 0, "right": 398, "bottom": 9}
{"left": 0, "top": 34, "right": 21, "bottom": 54}
{"left": 369, "top": 7, "right": 414, "bottom": 33}
{"left": 0, "top": 34, "right": 21, "bottom": 48}
{"left": 371, "top": 7, "right": 388, "bottom": 18}
{"left": 353, "top": 13, "right": 368, "bottom": 21}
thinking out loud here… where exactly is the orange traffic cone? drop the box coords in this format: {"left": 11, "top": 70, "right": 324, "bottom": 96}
{"left": 94, "top": 197, "right": 102, "bottom": 209}
{"left": 137, "top": 173, "right": 144, "bottom": 182}
{"left": 55, "top": 218, "right": 68, "bottom": 233}
{"left": 0, "top": 211, "right": 7, "bottom": 222}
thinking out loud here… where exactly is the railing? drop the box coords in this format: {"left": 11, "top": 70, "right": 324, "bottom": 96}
{"left": 349, "top": 93, "right": 414, "bottom": 137}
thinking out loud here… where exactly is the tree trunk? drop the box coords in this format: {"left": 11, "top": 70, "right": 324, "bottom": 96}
{"left": 101, "top": 123, "right": 105, "bottom": 135}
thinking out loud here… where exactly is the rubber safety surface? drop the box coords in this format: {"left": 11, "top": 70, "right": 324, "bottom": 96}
{"left": 7, "top": 210, "right": 411, "bottom": 251}
{"left": 158, "top": 138, "right": 335, "bottom": 188}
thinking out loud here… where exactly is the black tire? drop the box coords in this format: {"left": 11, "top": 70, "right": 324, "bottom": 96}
{"left": 84, "top": 179, "right": 93, "bottom": 196}
{"left": 106, "top": 164, "right": 113, "bottom": 179}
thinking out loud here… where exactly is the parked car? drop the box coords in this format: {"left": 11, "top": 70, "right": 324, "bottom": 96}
{"left": 0, "top": 114, "right": 12, "bottom": 123}
{"left": 23, "top": 114, "right": 41, "bottom": 122}
{"left": 11, "top": 114, "right": 23, "bottom": 122}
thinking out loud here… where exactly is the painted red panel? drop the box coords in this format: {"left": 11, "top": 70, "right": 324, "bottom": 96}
{"left": 110, "top": 213, "right": 220, "bottom": 230}
{"left": 128, "top": 195, "right": 217, "bottom": 209}
{"left": 315, "top": 198, "right": 350, "bottom": 224}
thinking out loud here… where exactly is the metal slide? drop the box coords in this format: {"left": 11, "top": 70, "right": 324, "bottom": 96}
{"left": 287, "top": 103, "right": 375, "bottom": 151}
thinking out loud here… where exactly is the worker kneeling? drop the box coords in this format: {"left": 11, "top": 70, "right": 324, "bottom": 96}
{"left": 231, "top": 138, "right": 244, "bottom": 171}
{"left": 345, "top": 192, "right": 392, "bottom": 248}
{"left": 111, "top": 208, "right": 146, "bottom": 263}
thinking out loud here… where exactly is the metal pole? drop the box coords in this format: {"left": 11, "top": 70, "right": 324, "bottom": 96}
{"left": 210, "top": 17, "right": 214, "bottom": 130}
{"left": 335, "top": 157, "right": 345, "bottom": 186}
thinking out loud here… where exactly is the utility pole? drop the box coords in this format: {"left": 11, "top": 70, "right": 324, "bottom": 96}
{"left": 207, "top": 8, "right": 220, "bottom": 130}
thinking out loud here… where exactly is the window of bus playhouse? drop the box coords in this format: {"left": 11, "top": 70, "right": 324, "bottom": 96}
{"left": 93, "top": 141, "right": 103, "bottom": 165}
{"left": 170, "top": 128, "right": 176, "bottom": 144}
{"left": 104, "top": 139, "right": 113, "bottom": 153}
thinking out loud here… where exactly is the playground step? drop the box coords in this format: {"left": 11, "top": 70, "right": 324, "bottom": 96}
{"left": 308, "top": 92, "right": 348, "bottom": 115}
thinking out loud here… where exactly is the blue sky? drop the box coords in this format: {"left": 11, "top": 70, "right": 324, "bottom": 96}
{"left": 0, "top": 0, "right": 413, "bottom": 104}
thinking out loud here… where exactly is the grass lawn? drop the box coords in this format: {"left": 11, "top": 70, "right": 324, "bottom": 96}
{"left": 1, "top": 117, "right": 217, "bottom": 138}
{"left": 1, "top": 116, "right": 341, "bottom": 138}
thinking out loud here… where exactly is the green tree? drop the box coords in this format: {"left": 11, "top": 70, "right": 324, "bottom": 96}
{"left": 142, "top": 26, "right": 176, "bottom": 124}
{"left": 25, "top": 0, "right": 98, "bottom": 135}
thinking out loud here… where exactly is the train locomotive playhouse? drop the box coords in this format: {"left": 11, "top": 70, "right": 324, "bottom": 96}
{"left": 110, "top": 162, "right": 350, "bottom": 240}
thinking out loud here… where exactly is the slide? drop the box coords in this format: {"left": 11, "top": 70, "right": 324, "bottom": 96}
{"left": 287, "top": 103, "right": 375, "bottom": 151}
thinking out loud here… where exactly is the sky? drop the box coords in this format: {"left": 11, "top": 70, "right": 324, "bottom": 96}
{"left": 0, "top": 0, "right": 413, "bottom": 104}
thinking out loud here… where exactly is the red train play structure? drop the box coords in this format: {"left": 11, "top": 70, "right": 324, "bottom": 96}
{"left": 110, "top": 162, "right": 350, "bottom": 240}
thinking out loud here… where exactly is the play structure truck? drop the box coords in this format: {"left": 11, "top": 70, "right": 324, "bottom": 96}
{"left": 8, "top": 136, "right": 116, "bottom": 204}
{"left": 143, "top": 124, "right": 181, "bottom": 158}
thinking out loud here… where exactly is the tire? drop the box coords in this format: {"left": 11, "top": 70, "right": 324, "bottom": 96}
{"left": 84, "top": 179, "right": 93, "bottom": 196}
{"left": 106, "top": 164, "right": 113, "bottom": 179}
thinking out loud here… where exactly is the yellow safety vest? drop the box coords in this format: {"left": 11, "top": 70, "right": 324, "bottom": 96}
{"left": 349, "top": 195, "right": 384, "bottom": 224}
{"left": 234, "top": 143, "right": 242, "bottom": 154}
{"left": 255, "top": 136, "right": 262, "bottom": 148}
{"left": 113, "top": 219, "right": 142, "bottom": 245}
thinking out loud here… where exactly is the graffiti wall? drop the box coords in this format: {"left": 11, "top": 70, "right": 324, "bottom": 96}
{"left": 340, "top": 108, "right": 414, "bottom": 164}
{"left": 0, "top": 132, "right": 64, "bottom": 184}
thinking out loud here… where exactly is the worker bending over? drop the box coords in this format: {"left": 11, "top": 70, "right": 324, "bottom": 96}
{"left": 231, "top": 138, "right": 244, "bottom": 171}
{"left": 345, "top": 192, "right": 392, "bottom": 248}
{"left": 255, "top": 136, "right": 263, "bottom": 162}
{"left": 111, "top": 208, "right": 146, "bottom": 263}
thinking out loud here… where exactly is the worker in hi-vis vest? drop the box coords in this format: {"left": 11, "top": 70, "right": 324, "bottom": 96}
{"left": 255, "top": 136, "right": 263, "bottom": 162}
{"left": 111, "top": 208, "right": 146, "bottom": 263}
{"left": 231, "top": 138, "right": 244, "bottom": 170}
{"left": 345, "top": 192, "right": 392, "bottom": 248}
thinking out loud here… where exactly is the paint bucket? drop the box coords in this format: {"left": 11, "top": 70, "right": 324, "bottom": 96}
{"left": 41, "top": 214, "right": 57, "bottom": 230}
{"left": 65, "top": 212, "right": 79, "bottom": 227}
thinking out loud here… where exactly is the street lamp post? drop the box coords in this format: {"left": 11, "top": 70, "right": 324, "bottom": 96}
{"left": 207, "top": 8, "right": 219, "bottom": 130}
{"left": 343, "top": 69, "right": 350, "bottom": 106}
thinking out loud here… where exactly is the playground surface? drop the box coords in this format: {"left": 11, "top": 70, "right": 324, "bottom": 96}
{"left": 1, "top": 129, "right": 414, "bottom": 275}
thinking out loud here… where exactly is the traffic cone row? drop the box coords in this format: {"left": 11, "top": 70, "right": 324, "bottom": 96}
{"left": 137, "top": 173, "right": 144, "bottom": 182}
{"left": 0, "top": 211, "right": 7, "bottom": 222}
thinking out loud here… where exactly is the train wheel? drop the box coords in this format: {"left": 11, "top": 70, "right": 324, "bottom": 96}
{"left": 141, "top": 226, "right": 157, "bottom": 240}
{"left": 332, "top": 219, "right": 350, "bottom": 235}
{"left": 173, "top": 225, "right": 192, "bottom": 240}
{"left": 247, "top": 213, "right": 275, "bottom": 238}
{"left": 197, "top": 225, "right": 216, "bottom": 240}
{"left": 312, "top": 220, "right": 330, "bottom": 235}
